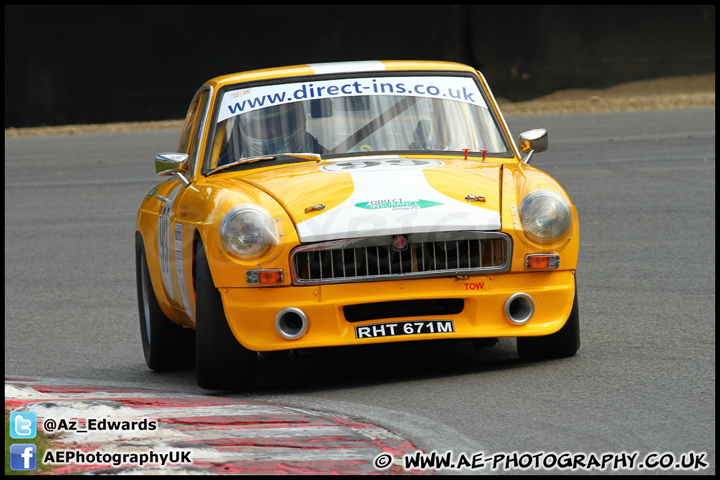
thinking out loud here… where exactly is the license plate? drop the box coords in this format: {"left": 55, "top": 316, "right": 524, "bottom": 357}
{"left": 355, "top": 320, "right": 455, "bottom": 339}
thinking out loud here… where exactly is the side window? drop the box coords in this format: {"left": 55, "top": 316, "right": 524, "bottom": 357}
{"left": 177, "top": 89, "right": 210, "bottom": 177}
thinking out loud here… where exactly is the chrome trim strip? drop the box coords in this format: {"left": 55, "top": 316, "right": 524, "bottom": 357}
{"left": 188, "top": 85, "right": 213, "bottom": 179}
{"left": 477, "top": 70, "right": 519, "bottom": 159}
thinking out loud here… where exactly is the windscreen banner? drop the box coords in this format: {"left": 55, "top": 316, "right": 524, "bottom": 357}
{"left": 218, "top": 76, "right": 487, "bottom": 123}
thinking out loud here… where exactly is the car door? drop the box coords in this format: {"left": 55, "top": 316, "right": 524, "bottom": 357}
{"left": 158, "top": 88, "right": 211, "bottom": 323}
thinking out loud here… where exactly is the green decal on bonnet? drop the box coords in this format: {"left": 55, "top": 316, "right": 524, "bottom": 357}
{"left": 355, "top": 199, "right": 443, "bottom": 210}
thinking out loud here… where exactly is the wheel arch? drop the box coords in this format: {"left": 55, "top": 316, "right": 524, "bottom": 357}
{"left": 135, "top": 229, "right": 183, "bottom": 326}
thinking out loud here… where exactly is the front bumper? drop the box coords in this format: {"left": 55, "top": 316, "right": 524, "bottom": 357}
{"left": 220, "top": 270, "right": 576, "bottom": 351}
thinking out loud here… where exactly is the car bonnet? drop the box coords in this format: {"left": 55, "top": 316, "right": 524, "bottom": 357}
{"left": 225, "top": 156, "right": 502, "bottom": 243}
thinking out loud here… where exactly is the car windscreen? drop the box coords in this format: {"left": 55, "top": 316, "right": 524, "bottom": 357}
{"left": 205, "top": 74, "right": 510, "bottom": 172}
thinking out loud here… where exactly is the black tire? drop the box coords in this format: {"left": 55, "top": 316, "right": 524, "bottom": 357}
{"left": 195, "top": 241, "right": 257, "bottom": 390}
{"left": 135, "top": 233, "right": 195, "bottom": 371}
{"left": 517, "top": 280, "right": 581, "bottom": 360}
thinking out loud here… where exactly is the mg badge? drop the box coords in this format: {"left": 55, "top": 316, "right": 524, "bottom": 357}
{"left": 392, "top": 235, "right": 408, "bottom": 252}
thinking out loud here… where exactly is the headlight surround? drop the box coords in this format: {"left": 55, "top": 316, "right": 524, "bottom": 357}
{"left": 519, "top": 190, "right": 572, "bottom": 242}
{"left": 220, "top": 205, "right": 279, "bottom": 258}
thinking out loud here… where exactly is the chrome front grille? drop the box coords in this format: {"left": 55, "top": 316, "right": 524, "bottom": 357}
{"left": 291, "top": 231, "right": 511, "bottom": 285}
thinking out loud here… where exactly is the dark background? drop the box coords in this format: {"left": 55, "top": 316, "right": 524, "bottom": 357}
{"left": 5, "top": 5, "right": 715, "bottom": 128}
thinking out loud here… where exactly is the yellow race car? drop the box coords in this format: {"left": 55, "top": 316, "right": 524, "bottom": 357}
{"left": 135, "top": 61, "right": 580, "bottom": 390}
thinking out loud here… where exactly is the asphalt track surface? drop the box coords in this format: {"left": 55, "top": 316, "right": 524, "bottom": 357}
{"left": 5, "top": 108, "right": 715, "bottom": 474}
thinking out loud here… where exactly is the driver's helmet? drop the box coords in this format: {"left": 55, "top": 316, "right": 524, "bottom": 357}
{"left": 238, "top": 103, "right": 306, "bottom": 156}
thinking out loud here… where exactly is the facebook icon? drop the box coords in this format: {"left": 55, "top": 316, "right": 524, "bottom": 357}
{"left": 10, "top": 444, "right": 37, "bottom": 471}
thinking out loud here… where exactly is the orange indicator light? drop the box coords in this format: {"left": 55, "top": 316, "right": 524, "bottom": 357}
{"left": 525, "top": 254, "right": 560, "bottom": 269}
{"left": 259, "top": 270, "right": 283, "bottom": 284}
{"left": 246, "top": 269, "right": 284, "bottom": 285}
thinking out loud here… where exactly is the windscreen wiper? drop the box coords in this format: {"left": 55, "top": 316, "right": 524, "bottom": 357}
{"left": 208, "top": 153, "right": 322, "bottom": 175}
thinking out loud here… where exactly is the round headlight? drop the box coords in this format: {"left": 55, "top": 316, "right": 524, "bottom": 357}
{"left": 519, "top": 190, "right": 571, "bottom": 241}
{"left": 220, "top": 205, "right": 278, "bottom": 258}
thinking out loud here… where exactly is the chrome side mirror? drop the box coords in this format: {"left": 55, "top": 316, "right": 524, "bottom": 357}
{"left": 518, "top": 129, "right": 548, "bottom": 164}
{"left": 155, "top": 153, "right": 190, "bottom": 186}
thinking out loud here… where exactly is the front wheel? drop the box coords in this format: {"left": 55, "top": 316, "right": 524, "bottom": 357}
{"left": 517, "top": 280, "right": 581, "bottom": 360}
{"left": 195, "top": 241, "right": 257, "bottom": 390}
{"left": 135, "top": 233, "right": 195, "bottom": 371}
